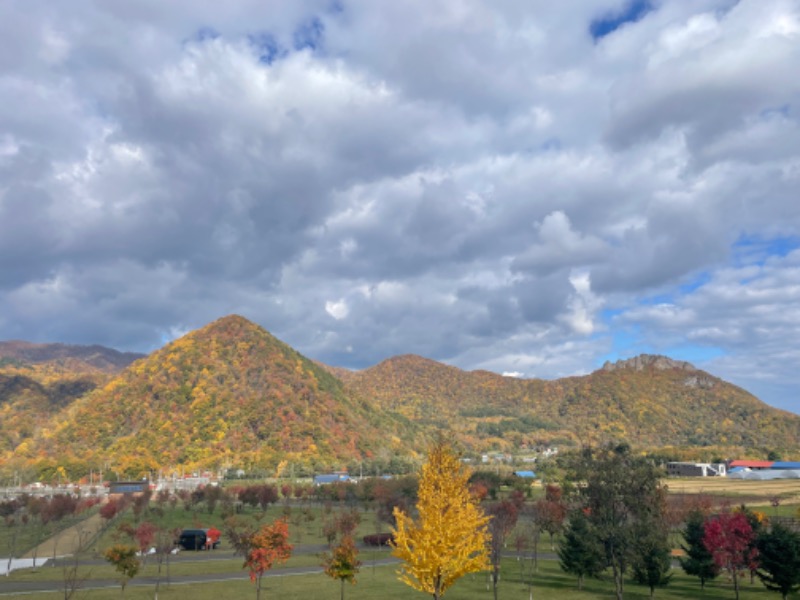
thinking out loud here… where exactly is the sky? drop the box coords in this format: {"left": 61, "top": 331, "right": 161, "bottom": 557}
{"left": 1, "top": 0, "right": 799, "bottom": 415}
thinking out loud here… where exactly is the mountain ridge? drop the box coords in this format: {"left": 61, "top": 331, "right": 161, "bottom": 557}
{"left": 0, "top": 340, "right": 144, "bottom": 373}
{"left": 2, "top": 314, "right": 798, "bottom": 477}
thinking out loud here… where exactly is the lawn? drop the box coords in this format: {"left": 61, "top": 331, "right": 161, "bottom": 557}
{"left": 88, "top": 501, "right": 387, "bottom": 555}
{"left": 0, "top": 557, "right": 792, "bottom": 600}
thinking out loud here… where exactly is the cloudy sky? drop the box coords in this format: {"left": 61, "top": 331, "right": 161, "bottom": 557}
{"left": 2, "top": 0, "right": 799, "bottom": 414}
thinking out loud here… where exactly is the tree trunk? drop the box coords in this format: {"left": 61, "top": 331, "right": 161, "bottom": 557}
{"left": 733, "top": 569, "right": 739, "bottom": 600}
{"left": 155, "top": 560, "right": 162, "bottom": 600}
{"left": 611, "top": 558, "right": 624, "bottom": 600}
{"left": 340, "top": 578, "right": 345, "bottom": 600}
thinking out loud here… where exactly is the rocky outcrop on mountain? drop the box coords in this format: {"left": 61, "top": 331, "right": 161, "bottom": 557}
{"left": 601, "top": 354, "right": 696, "bottom": 372}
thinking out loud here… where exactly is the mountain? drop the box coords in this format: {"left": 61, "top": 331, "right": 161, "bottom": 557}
{"left": 3, "top": 317, "right": 799, "bottom": 477}
{"left": 0, "top": 340, "right": 144, "bottom": 373}
{"left": 0, "top": 343, "right": 143, "bottom": 456}
{"left": 343, "top": 353, "right": 800, "bottom": 451}
{"left": 23, "top": 315, "right": 418, "bottom": 475}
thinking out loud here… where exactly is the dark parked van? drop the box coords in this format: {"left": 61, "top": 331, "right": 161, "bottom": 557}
{"left": 178, "top": 529, "right": 220, "bottom": 550}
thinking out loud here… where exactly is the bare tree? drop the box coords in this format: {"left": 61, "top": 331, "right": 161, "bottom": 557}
{"left": 62, "top": 525, "right": 92, "bottom": 600}
{"left": 151, "top": 526, "right": 180, "bottom": 600}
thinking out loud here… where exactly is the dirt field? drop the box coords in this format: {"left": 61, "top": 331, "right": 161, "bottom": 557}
{"left": 666, "top": 477, "right": 800, "bottom": 505}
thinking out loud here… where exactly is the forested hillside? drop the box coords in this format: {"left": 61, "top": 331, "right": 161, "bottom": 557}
{"left": 343, "top": 354, "right": 800, "bottom": 452}
{"left": 0, "top": 359, "right": 111, "bottom": 456}
{"left": 0, "top": 345, "right": 141, "bottom": 457}
{"left": 19, "top": 315, "right": 419, "bottom": 476}
{"left": 3, "top": 315, "right": 799, "bottom": 479}
{"left": 0, "top": 341, "right": 143, "bottom": 372}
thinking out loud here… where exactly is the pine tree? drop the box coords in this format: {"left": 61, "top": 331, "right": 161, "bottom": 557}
{"left": 391, "top": 440, "right": 490, "bottom": 599}
{"left": 680, "top": 510, "right": 718, "bottom": 589}
{"left": 558, "top": 510, "right": 604, "bottom": 590}
{"left": 632, "top": 524, "right": 672, "bottom": 600}
{"left": 756, "top": 522, "right": 800, "bottom": 600}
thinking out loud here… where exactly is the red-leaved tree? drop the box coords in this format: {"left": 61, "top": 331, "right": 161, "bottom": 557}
{"left": 703, "top": 510, "right": 758, "bottom": 600}
{"left": 487, "top": 500, "right": 520, "bottom": 600}
{"left": 243, "top": 518, "right": 293, "bottom": 600}
{"left": 134, "top": 522, "right": 157, "bottom": 564}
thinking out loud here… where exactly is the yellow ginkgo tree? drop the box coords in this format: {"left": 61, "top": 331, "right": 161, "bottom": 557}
{"left": 391, "top": 440, "right": 490, "bottom": 599}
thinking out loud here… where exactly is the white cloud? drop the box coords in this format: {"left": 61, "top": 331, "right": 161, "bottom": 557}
{"left": 325, "top": 299, "right": 349, "bottom": 320}
{"left": 1, "top": 0, "right": 799, "bottom": 412}
{"left": 502, "top": 371, "right": 524, "bottom": 378}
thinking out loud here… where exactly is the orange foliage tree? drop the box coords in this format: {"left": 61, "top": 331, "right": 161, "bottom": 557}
{"left": 103, "top": 544, "right": 140, "bottom": 598}
{"left": 323, "top": 534, "right": 362, "bottom": 600}
{"left": 243, "top": 518, "right": 293, "bottom": 600}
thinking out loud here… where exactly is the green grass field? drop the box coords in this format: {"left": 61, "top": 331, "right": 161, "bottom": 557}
{"left": 1, "top": 557, "right": 793, "bottom": 600}
{"left": 4, "top": 482, "right": 800, "bottom": 599}
{"left": 88, "top": 501, "right": 385, "bottom": 554}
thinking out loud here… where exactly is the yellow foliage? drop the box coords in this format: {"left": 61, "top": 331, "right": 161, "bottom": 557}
{"left": 391, "top": 441, "right": 490, "bottom": 599}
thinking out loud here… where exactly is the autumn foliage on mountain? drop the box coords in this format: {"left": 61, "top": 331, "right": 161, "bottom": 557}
{"left": 2, "top": 315, "right": 799, "bottom": 478}
{"left": 16, "top": 315, "right": 418, "bottom": 476}
{"left": 343, "top": 353, "right": 800, "bottom": 452}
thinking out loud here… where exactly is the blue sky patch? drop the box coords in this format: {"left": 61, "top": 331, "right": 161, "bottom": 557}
{"left": 590, "top": 0, "right": 653, "bottom": 40}
{"left": 293, "top": 16, "right": 325, "bottom": 52}
{"left": 194, "top": 27, "right": 220, "bottom": 42}
{"left": 662, "top": 345, "right": 724, "bottom": 363}
{"left": 734, "top": 234, "right": 800, "bottom": 266}
{"left": 248, "top": 32, "right": 286, "bottom": 65}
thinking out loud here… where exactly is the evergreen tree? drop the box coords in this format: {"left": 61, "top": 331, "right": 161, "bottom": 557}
{"left": 632, "top": 524, "right": 672, "bottom": 600}
{"left": 391, "top": 440, "right": 490, "bottom": 600}
{"left": 558, "top": 510, "right": 604, "bottom": 589}
{"left": 566, "top": 443, "right": 668, "bottom": 600}
{"left": 756, "top": 522, "right": 800, "bottom": 600}
{"left": 680, "top": 510, "right": 718, "bottom": 589}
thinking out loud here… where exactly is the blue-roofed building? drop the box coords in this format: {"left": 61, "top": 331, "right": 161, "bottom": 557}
{"left": 772, "top": 461, "right": 800, "bottom": 469}
{"left": 313, "top": 473, "right": 351, "bottom": 486}
{"left": 514, "top": 470, "right": 537, "bottom": 479}
{"left": 109, "top": 480, "right": 151, "bottom": 495}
